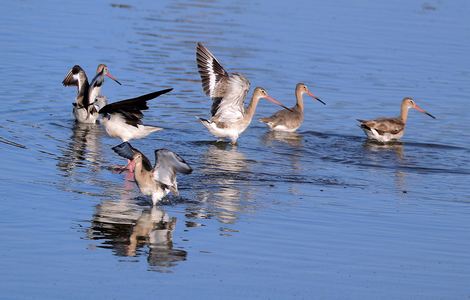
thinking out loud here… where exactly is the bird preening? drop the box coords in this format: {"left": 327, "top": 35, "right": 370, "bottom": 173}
{"left": 61, "top": 43, "right": 437, "bottom": 205}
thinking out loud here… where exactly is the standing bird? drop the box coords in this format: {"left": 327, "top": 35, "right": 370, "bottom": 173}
{"left": 62, "top": 64, "right": 121, "bottom": 123}
{"left": 88, "top": 64, "right": 122, "bottom": 111}
{"left": 260, "top": 83, "right": 326, "bottom": 132}
{"left": 196, "top": 42, "right": 291, "bottom": 144}
{"left": 357, "top": 97, "right": 436, "bottom": 143}
{"left": 112, "top": 142, "right": 193, "bottom": 205}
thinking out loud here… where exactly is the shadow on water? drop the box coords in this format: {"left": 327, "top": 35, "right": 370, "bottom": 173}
{"left": 88, "top": 198, "right": 187, "bottom": 273}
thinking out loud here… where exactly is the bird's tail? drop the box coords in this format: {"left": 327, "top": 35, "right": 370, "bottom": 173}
{"left": 259, "top": 117, "right": 270, "bottom": 124}
{"left": 143, "top": 125, "right": 163, "bottom": 133}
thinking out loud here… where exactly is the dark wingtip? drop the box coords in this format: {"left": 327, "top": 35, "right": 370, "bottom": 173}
{"left": 185, "top": 166, "right": 193, "bottom": 174}
{"left": 111, "top": 142, "right": 135, "bottom": 160}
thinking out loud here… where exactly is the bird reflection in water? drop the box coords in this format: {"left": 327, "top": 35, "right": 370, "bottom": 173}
{"left": 362, "top": 140, "right": 408, "bottom": 194}
{"left": 261, "top": 131, "right": 304, "bottom": 177}
{"left": 88, "top": 199, "right": 187, "bottom": 272}
{"left": 57, "top": 122, "right": 104, "bottom": 175}
{"left": 262, "top": 131, "right": 303, "bottom": 148}
{"left": 194, "top": 143, "right": 254, "bottom": 225}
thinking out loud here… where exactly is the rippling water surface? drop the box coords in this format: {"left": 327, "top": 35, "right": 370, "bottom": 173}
{"left": 1, "top": 0, "right": 469, "bottom": 299}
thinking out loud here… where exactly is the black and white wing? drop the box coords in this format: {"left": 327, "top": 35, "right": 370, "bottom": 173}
{"left": 153, "top": 149, "right": 193, "bottom": 195}
{"left": 99, "top": 88, "right": 173, "bottom": 127}
{"left": 196, "top": 43, "right": 250, "bottom": 122}
{"left": 62, "top": 65, "right": 85, "bottom": 87}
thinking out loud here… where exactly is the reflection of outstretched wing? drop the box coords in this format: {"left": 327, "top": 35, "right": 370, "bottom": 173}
{"left": 153, "top": 149, "right": 192, "bottom": 194}
{"left": 99, "top": 88, "right": 172, "bottom": 127}
{"left": 196, "top": 43, "right": 250, "bottom": 122}
{"left": 62, "top": 65, "right": 84, "bottom": 87}
{"left": 112, "top": 142, "right": 153, "bottom": 171}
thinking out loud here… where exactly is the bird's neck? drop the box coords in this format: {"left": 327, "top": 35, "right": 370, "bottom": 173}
{"left": 400, "top": 103, "right": 410, "bottom": 124}
{"left": 77, "top": 77, "right": 90, "bottom": 108}
{"left": 134, "top": 159, "right": 144, "bottom": 175}
{"left": 295, "top": 89, "right": 305, "bottom": 111}
{"left": 244, "top": 94, "right": 261, "bottom": 123}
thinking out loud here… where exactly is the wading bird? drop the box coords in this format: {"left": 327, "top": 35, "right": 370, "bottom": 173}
{"left": 196, "top": 42, "right": 291, "bottom": 144}
{"left": 357, "top": 97, "right": 436, "bottom": 143}
{"left": 260, "top": 83, "right": 325, "bottom": 132}
{"left": 112, "top": 142, "right": 193, "bottom": 205}
{"left": 98, "top": 88, "right": 172, "bottom": 142}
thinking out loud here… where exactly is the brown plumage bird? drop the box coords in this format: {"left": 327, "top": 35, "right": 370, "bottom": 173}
{"left": 357, "top": 97, "right": 436, "bottom": 142}
{"left": 260, "top": 83, "right": 325, "bottom": 132}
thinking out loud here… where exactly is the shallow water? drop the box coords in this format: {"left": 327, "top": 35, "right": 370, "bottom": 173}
{"left": 1, "top": 0, "right": 470, "bottom": 299}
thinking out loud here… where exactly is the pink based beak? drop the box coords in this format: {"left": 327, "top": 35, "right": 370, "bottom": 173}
{"left": 307, "top": 91, "right": 326, "bottom": 105}
{"left": 414, "top": 104, "right": 436, "bottom": 119}
{"left": 264, "top": 95, "right": 293, "bottom": 112}
{"left": 106, "top": 72, "right": 122, "bottom": 85}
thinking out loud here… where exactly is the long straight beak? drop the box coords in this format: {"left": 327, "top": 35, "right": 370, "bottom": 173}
{"left": 264, "top": 95, "right": 293, "bottom": 112}
{"left": 106, "top": 72, "right": 122, "bottom": 85}
{"left": 414, "top": 104, "right": 436, "bottom": 119}
{"left": 307, "top": 91, "right": 326, "bottom": 105}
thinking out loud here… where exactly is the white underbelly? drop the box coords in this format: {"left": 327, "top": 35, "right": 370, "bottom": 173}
{"left": 363, "top": 128, "right": 404, "bottom": 143}
{"left": 102, "top": 115, "right": 160, "bottom": 141}
{"left": 203, "top": 120, "right": 247, "bottom": 140}
{"left": 271, "top": 124, "right": 299, "bottom": 132}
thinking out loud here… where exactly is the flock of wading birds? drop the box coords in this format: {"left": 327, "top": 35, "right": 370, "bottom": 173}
{"left": 62, "top": 43, "right": 437, "bottom": 205}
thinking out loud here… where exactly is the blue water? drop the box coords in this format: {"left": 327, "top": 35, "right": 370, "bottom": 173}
{"left": 1, "top": 0, "right": 469, "bottom": 299}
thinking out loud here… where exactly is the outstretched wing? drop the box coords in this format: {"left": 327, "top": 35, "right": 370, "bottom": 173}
{"left": 62, "top": 65, "right": 84, "bottom": 87}
{"left": 112, "top": 142, "right": 152, "bottom": 171}
{"left": 196, "top": 42, "right": 229, "bottom": 98}
{"left": 153, "top": 149, "right": 192, "bottom": 195}
{"left": 196, "top": 43, "right": 250, "bottom": 122}
{"left": 99, "top": 88, "right": 173, "bottom": 127}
